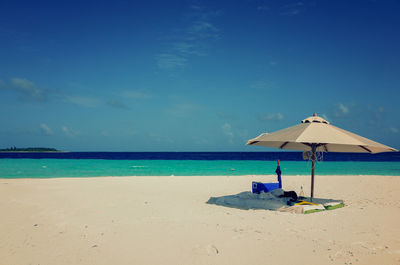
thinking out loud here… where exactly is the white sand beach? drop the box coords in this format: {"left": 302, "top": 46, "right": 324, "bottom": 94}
{"left": 1, "top": 174, "right": 400, "bottom": 265}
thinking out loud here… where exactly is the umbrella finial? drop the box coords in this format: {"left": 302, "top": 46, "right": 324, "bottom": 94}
{"left": 302, "top": 113, "right": 329, "bottom": 124}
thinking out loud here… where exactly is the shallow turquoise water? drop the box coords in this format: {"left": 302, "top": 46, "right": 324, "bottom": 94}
{"left": 1, "top": 159, "right": 400, "bottom": 178}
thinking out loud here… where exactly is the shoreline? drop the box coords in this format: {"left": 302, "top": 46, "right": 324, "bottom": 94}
{"left": 1, "top": 172, "right": 400, "bottom": 180}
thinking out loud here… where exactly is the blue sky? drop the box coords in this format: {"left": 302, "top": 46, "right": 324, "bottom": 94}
{"left": 0, "top": 0, "right": 399, "bottom": 151}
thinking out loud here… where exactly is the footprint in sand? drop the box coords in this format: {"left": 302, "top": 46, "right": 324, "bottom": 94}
{"left": 192, "top": 244, "right": 219, "bottom": 256}
{"left": 206, "top": 244, "right": 219, "bottom": 255}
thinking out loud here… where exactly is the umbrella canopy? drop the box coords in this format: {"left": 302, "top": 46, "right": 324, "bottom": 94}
{"left": 247, "top": 113, "right": 397, "bottom": 200}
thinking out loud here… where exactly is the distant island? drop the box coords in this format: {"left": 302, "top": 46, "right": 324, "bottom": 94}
{"left": 0, "top": 147, "right": 60, "bottom": 152}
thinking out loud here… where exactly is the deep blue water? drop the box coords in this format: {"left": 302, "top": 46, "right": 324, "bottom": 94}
{"left": 1, "top": 152, "right": 399, "bottom": 178}
{"left": 0, "top": 151, "right": 399, "bottom": 161}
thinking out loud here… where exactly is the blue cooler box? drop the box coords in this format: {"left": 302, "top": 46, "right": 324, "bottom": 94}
{"left": 252, "top": 181, "right": 280, "bottom": 194}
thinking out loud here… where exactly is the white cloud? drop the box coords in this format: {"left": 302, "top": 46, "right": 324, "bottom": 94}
{"left": 222, "top": 123, "right": 231, "bottom": 131}
{"left": 333, "top": 103, "right": 350, "bottom": 118}
{"left": 222, "top": 123, "right": 234, "bottom": 143}
{"left": 11, "top": 77, "right": 47, "bottom": 101}
{"left": 172, "top": 42, "right": 205, "bottom": 56}
{"left": 40, "top": 123, "right": 53, "bottom": 135}
{"left": 156, "top": 53, "right": 187, "bottom": 69}
{"left": 217, "top": 111, "right": 237, "bottom": 121}
{"left": 62, "top": 126, "right": 79, "bottom": 137}
{"left": 63, "top": 96, "right": 101, "bottom": 108}
{"left": 188, "top": 21, "right": 219, "bottom": 39}
{"left": 389, "top": 127, "right": 399, "bottom": 134}
{"left": 108, "top": 100, "right": 129, "bottom": 109}
{"left": 321, "top": 113, "right": 330, "bottom": 122}
{"left": 192, "top": 136, "right": 209, "bottom": 145}
{"left": 190, "top": 5, "right": 202, "bottom": 11}
{"left": 12, "top": 77, "right": 34, "bottom": 89}
{"left": 68, "top": 83, "right": 87, "bottom": 90}
{"left": 280, "top": 2, "right": 305, "bottom": 16}
{"left": 283, "top": 9, "right": 300, "bottom": 16}
{"left": 156, "top": 5, "right": 221, "bottom": 70}
{"left": 168, "top": 103, "right": 201, "bottom": 117}
{"left": 258, "top": 113, "right": 284, "bottom": 122}
{"left": 257, "top": 6, "right": 270, "bottom": 11}
{"left": 250, "top": 81, "right": 275, "bottom": 91}
{"left": 172, "top": 42, "right": 195, "bottom": 54}
{"left": 338, "top": 103, "right": 349, "bottom": 114}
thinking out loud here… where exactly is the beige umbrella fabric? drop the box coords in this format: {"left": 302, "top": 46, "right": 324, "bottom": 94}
{"left": 247, "top": 113, "right": 397, "bottom": 200}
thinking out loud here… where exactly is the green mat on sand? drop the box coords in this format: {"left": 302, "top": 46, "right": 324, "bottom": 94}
{"left": 303, "top": 201, "right": 345, "bottom": 214}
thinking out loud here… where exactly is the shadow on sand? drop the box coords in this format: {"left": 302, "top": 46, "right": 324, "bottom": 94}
{"left": 207, "top": 190, "right": 343, "bottom": 212}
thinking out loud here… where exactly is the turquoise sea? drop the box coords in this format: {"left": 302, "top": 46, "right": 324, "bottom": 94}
{"left": 1, "top": 159, "right": 400, "bottom": 178}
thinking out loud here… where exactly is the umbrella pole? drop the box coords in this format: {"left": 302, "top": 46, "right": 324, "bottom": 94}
{"left": 310, "top": 144, "right": 317, "bottom": 201}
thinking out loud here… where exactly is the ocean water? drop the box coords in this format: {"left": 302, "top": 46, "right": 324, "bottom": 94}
{"left": 1, "top": 152, "right": 399, "bottom": 178}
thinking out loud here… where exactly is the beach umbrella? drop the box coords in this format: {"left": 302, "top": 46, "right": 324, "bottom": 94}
{"left": 246, "top": 113, "right": 397, "bottom": 200}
